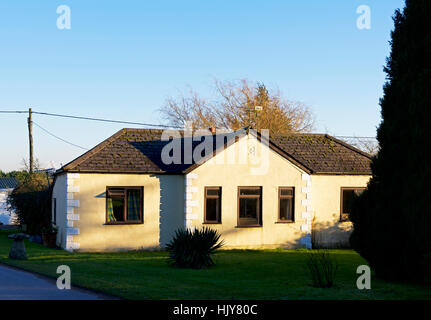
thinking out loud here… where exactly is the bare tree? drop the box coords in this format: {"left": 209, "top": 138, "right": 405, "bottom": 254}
{"left": 160, "top": 79, "right": 315, "bottom": 134}
{"left": 337, "top": 137, "right": 379, "bottom": 156}
{"left": 21, "top": 158, "right": 42, "bottom": 172}
{"left": 353, "top": 139, "right": 379, "bottom": 156}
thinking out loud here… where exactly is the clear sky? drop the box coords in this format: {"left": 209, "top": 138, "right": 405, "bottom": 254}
{"left": 0, "top": 0, "right": 405, "bottom": 172}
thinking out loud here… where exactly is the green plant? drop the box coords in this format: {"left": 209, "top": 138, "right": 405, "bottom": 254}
{"left": 165, "top": 227, "right": 224, "bottom": 269}
{"left": 306, "top": 249, "right": 339, "bottom": 288}
{"left": 7, "top": 174, "right": 52, "bottom": 235}
{"left": 41, "top": 225, "right": 58, "bottom": 234}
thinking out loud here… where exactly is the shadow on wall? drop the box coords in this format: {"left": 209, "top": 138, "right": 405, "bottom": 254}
{"left": 156, "top": 175, "right": 185, "bottom": 248}
{"left": 311, "top": 217, "right": 353, "bottom": 249}
{"left": 201, "top": 225, "right": 307, "bottom": 250}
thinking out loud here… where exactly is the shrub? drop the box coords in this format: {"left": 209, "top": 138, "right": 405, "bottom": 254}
{"left": 7, "top": 174, "right": 52, "bottom": 235}
{"left": 306, "top": 249, "right": 339, "bottom": 288}
{"left": 166, "top": 227, "right": 224, "bottom": 269}
{"left": 41, "top": 224, "right": 58, "bottom": 234}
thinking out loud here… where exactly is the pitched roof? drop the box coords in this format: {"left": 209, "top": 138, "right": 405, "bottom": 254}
{"left": 0, "top": 178, "right": 18, "bottom": 189}
{"left": 268, "top": 134, "right": 372, "bottom": 174}
{"left": 58, "top": 128, "right": 372, "bottom": 175}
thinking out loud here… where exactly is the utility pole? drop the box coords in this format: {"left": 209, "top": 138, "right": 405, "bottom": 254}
{"left": 28, "top": 107, "right": 33, "bottom": 174}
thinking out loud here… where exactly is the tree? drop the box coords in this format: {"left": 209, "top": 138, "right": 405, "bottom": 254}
{"left": 0, "top": 170, "right": 30, "bottom": 182}
{"left": 4, "top": 158, "right": 53, "bottom": 232}
{"left": 0, "top": 158, "right": 43, "bottom": 182}
{"left": 160, "top": 79, "right": 314, "bottom": 134}
{"left": 350, "top": 0, "right": 431, "bottom": 283}
{"left": 7, "top": 174, "right": 52, "bottom": 234}
{"left": 338, "top": 137, "right": 379, "bottom": 155}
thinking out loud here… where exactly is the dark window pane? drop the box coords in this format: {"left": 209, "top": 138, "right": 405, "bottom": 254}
{"left": 280, "top": 188, "right": 293, "bottom": 196}
{"left": 205, "top": 187, "right": 221, "bottom": 223}
{"left": 239, "top": 197, "right": 259, "bottom": 225}
{"left": 112, "top": 197, "right": 125, "bottom": 221}
{"left": 206, "top": 188, "right": 220, "bottom": 196}
{"left": 342, "top": 190, "right": 354, "bottom": 214}
{"left": 239, "top": 188, "right": 260, "bottom": 196}
{"left": 127, "top": 189, "right": 141, "bottom": 221}
{"left": 239, "top": 198, "right": 258, "bottom": 218}
{"left": 342, "top": 189, "right": 364, "bottom": 217}
{"left": 280, "top": 198, "right": 293, "bottom": 220}
{"left": 206, "top": 198, "right": 219, "bottom": 222}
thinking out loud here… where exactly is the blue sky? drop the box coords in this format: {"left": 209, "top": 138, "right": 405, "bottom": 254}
{"left": 0, "top": 0, "right": 405, "bottom": 171}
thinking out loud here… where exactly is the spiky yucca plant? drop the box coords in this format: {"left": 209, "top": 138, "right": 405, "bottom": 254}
{"left": 166, "top": 227, "right": 224, "bottom": 269}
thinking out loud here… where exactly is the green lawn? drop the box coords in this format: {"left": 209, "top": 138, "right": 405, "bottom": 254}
{"left": 0, "top": 230, "right": 430, "bottom": 300}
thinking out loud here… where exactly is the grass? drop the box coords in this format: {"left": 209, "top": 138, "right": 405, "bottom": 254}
{"left": 0, "top": 230, "right": 430, "bottom": 300}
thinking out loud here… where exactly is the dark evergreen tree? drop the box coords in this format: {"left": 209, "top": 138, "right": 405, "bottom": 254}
{"left": 350, "top": 0, "right": 431, "bottom": 283}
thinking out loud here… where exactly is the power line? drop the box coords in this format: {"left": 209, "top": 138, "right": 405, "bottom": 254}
{"left": 33, "top": 121, "right": 89, "bottom": 151}
{"left": 31, "top": 111, "right": 181, "bottom": 129}
{"left": 2, "top": 109, "right": 378, "bottom": 138}
{"left": 0, "top": 110, "right": 28, "bottom": 114}
{"left": 1, "top": 109, "right": 181, "bottom": 129}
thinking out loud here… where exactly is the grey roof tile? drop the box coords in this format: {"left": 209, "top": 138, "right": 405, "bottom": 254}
{"left": 0, "top": 178, "right": 18, "bottom": 189}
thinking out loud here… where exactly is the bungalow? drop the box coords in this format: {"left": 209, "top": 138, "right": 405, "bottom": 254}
{"left": 52, "top": 127, "right": 371, "bottom": 252}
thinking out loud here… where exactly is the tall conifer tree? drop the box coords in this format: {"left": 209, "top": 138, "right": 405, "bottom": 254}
{"left": 350, "top": 0, "right": 431, "bottom": 283}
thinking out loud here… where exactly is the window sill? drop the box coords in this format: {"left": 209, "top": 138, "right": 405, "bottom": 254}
{"left": 104, "top": 222, "right": 143, "bottom": 225}
{"left": 203, "top": 222, "right": 222, "bottom": 225}
{"left": 235, "top": 225, "right": 262, "bottom": 228}
{"left": 275, "top": 220, "right": 294, "bottom": 224}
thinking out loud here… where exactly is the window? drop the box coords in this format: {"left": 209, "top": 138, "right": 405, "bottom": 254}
{"left": 278, "top": 187, "right": 294, "bottom": 222}
{"left": 238, "top": 187, "right": 262, "bottom": 227}
{"left": 106, "top": 187, "right": 143, "bottom": 224}
{"left": 340, "top": 187, "right": 365, "bottom": 221}
{"left": 204, "top": 187, "right": 221, "bottom": 223}
{"left": 52, "top": 198, "right": 57, "bottom": 225}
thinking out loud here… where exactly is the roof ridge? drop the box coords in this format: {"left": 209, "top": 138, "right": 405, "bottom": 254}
{"left": 121, "top": 128, "right": 165, "bottom": 132}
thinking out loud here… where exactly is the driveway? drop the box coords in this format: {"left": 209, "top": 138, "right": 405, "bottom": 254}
{"left": 0, "top": 264, "right": 112, "bottom": 300}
